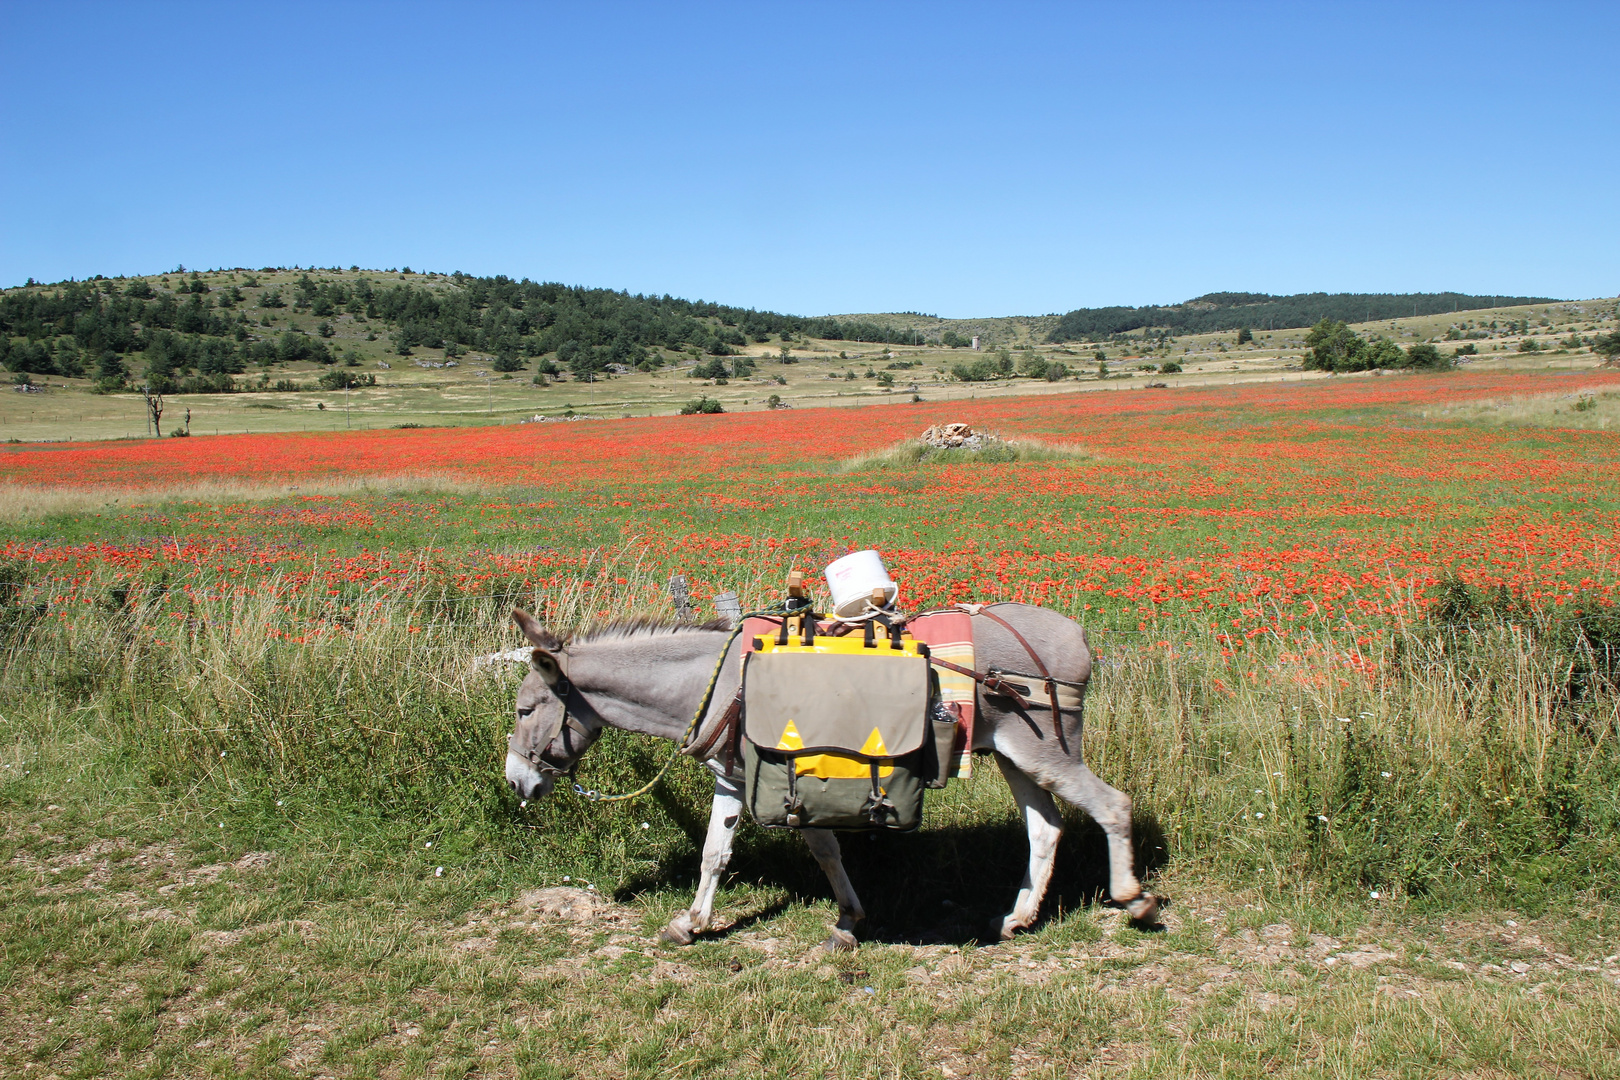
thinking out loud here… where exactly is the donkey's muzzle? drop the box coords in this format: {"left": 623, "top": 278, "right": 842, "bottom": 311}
{"left": 505, "top": 750, "right": 554, "bottom": 802}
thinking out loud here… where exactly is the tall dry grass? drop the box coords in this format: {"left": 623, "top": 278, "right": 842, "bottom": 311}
{"left": 2, "top": 557, "right": 1614, "bottom": 907}
{"left": 0, "top": 473, "right": 492, "bottom": 520}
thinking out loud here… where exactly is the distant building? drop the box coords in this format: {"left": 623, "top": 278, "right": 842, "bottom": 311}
{"left": 971, "top": 336, "right": 980, "bottom": 350}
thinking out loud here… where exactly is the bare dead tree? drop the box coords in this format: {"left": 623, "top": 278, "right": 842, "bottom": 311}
{"left": 144, "top": 387, "right": 164, "bottom": 437}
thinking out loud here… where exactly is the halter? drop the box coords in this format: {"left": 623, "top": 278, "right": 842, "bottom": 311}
{"left": 519, "top": 666, "right": 603, "bottom": 780}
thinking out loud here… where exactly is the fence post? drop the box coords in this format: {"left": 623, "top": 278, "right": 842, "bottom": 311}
{"left": 668, "top": 574, "right": 694, "bottom": 622}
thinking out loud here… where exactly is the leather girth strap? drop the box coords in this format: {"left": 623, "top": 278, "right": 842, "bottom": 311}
{"left": 927, "top": 655, "right": 1034, "bottom": 711}
{"left": 963, "top": 604, "right": 1069, "bottom": 754}
{"left": 682, "top": 687, "right": 743, "bottom": 774}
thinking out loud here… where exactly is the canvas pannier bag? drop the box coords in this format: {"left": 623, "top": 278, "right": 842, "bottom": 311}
{"left": 741, "top": 632, "right": 941, "bottom": 831}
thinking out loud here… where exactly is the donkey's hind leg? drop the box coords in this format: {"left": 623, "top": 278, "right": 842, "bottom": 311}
{"left": 660, "top": 773, "right": 743, "bottom": 945}
{"left": 994, "top": 754, "right": 1066, "bottom": 940}
{"left": 1044, "top": 760, "right": 1158, "bottom": 923}
{"left": 800, "top": 828, "right": 865, "bottom": 952}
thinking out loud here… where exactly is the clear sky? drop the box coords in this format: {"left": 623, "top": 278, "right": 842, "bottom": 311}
{"left": 2, "top": 2, "right": 1614, "bottom": 316}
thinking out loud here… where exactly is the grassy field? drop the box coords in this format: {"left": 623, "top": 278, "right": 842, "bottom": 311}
{"left": 3, "top": 370, "right": 1620, "bottom": 1077}
{"left": 3, "top": 269, "right": 1614, "bottom": 444}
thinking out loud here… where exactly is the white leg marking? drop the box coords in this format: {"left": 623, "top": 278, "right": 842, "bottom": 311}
{"left": 661, "top": 775, "right": 743, "bottom": 945}
{"left": 995, "top": 755, "right": 1065, "bottom": 939}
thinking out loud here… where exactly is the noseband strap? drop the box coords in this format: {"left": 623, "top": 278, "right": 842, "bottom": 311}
{"left": 525, "top": 673, "right": 601, "bottom": 777}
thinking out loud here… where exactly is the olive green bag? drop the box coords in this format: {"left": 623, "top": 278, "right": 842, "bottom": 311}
{"left": 741, "top": 645, "right": 942, "bottom": 831}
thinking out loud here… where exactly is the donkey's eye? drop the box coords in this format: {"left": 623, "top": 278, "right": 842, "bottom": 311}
{"left": 517, "top": 706, "right": 535, "bottom": 718}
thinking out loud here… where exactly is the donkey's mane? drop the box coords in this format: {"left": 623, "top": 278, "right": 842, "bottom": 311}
{"left": 570, "top": 617, "right": 731, "bottom": 644}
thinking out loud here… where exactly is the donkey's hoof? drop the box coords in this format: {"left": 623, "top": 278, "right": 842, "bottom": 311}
{"left": 821, "top": 929, "right": 858, "bottom": 953}
{"left": 659, "top": 920, "right": 696, "bottom": 946}
{"left": 994, "top": 916, "right": 1022, "bottom": 941}
{"left": 1126, "top": 894, "right": 1160, "bottom": 924}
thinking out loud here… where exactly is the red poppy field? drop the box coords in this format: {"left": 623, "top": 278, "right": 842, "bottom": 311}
{"left": 6, "top": 368, "right": 1619, "bottom": 658}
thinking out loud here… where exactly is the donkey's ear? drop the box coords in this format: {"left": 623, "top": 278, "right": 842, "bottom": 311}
{"left": 512, "top": 608, "right": 563, "bottom": 651}
{"left": 529, "top": 649, "right": 565, "bottom": 686}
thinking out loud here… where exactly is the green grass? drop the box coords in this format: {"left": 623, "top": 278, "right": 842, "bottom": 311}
{"left": 2, "top": 554, "right": 1618, "bottom": 1074}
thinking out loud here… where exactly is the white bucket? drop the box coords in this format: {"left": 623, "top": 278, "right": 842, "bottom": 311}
{"left": 824, "top": 550, "right": 898, "bottom": 619}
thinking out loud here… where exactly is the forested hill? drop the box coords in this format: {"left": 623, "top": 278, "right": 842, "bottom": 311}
{"left": 0, "top": 268, "right": 925, "bottom": 387}
{"left": 1046, "top": 291, "right": 1560, "bottom": 342}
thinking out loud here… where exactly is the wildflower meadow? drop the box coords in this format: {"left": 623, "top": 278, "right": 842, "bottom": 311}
{"left": 4, "top": 368, "right": 1619, "bottom": 1077}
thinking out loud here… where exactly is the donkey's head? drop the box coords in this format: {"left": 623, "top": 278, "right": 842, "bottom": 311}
{"left": 504, "top": 609, "right": 603, "bottom": 801}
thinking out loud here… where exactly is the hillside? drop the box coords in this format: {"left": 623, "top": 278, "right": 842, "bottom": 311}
{"left": 0, "top": 267, "right": 933, "bottom": 391}
{"left": 0, "top": 267, "right": 1612, "bottom": 443}
{"left": 1046, "top": 290, "right": 1561, "bottom": 342}
{"left": 827, "top": 312, "right": 1061, "bottom": 348}
{"left": 0, "top": 270, "right": 1573, "bottom": 392}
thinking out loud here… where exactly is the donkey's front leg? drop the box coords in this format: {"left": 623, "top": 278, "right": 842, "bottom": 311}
{"left": 660, "top": 774, "right": 743, "bottom": 945}
{"left": 799, "top": 828, "right": 865, "bottom": 952}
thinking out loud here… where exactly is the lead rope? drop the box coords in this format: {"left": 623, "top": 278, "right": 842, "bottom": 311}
{"left": 569, "top": 602, "right": 788, "bottom": 803}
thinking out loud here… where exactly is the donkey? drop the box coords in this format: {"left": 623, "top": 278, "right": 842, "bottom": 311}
{"left": 503, "top": 604, "right": 1158, "bottom": 951}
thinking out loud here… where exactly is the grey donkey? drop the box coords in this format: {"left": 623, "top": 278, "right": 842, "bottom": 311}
{"left": 503, "top": 603, "right": 1158, "bottom": 951}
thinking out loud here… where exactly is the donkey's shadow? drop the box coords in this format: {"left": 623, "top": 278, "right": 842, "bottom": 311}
{"left": 626, "top": 790, "right": 1167, "bottom": 946}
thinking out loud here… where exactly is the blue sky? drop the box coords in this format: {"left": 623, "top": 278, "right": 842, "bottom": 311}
{"left": 2, "top": 2, "right": 1614, "bottom": 316}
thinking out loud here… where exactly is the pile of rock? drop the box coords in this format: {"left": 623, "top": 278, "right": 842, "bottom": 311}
{"left": 920, "top": 423, "right": 1000, "bottom": 450}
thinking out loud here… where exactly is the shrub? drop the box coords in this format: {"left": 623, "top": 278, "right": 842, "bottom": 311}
{"left": 1363, "top": 339, "right": 1405, "bottom": 369}
{"left": 318, "top": 370, "right": 376, "bottom": 391}
{"left": 680, "top": 396, "right": 724, "bottom": 415}
{"left": 1405, "top": 342, "right": 1448, "bottom": 368}
{"left": 951, "top": 355, "right": 1010, "bottom": 382}
{"left": 1158, "top": 360, "right": 1182, "bottom": 374}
